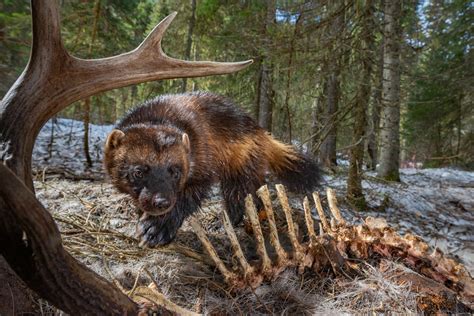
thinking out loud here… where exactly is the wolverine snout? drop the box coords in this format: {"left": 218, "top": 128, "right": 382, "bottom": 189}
{"left": 138, "top": 189, "right": 176, "bottom": 216}
{"left": 152, "top": 195, "right": 171, "bottom": 211}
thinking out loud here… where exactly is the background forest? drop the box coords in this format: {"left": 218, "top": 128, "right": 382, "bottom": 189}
{"left": 1, "top": 0, "right": 473, "bottom": 208}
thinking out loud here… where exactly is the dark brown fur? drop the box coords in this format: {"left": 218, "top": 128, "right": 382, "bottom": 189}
{"left": 104, "top": 92, "right": 320, "bottom": 246}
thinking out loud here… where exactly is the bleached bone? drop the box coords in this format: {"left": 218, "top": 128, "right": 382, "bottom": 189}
{"left": 244, "top": 195, "right": 273, "bottom": 275}
{"left": 221, "top": 210, "right": 254, "bottom": 277}
{"left": 275, "top": 185, "right": 305, "bottom": 263}
{"left": 326, "top": 188, "right": 345, "bottom": 225}
{"left": 256, "top": 185, "right": 288, "bottom": 264}
{"left": 190, "top": 216, "right": 264, "bottom": 289}
{"left": 312, "top": 192, "right": 330, "bottom": 232}
{"left": 189, "top": 217, "right": 239, "bottom": 285}
{"left": 303, "top": 197, "right": 317, "bottom": 244}
{"left": 133, "top": 285, "right": 201, "bottom": 316}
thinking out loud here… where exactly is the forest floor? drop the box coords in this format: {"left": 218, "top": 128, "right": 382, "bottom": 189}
{"left": 30, "top": 119, "right": 473, "bottom": 314}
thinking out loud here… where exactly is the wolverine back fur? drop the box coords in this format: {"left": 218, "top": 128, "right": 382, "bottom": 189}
{"left": 104, "top": 92, "right": 321, "bottom": 247}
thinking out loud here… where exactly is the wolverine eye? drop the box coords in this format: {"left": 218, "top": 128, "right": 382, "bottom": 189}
{"left": 169, "top": 166, "right": 181, "bottom": 180}
{"left": 133, "top": 170, "right": 143, "bottom": 179}
{"left": 132, "top": 166, "right": 146, "bottom": 179}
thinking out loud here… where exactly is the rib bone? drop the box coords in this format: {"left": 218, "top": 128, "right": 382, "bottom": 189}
{"left": 312, "top": 192, "right": 330, "bottom": 232}
{"left": 221, "top": 210, "right": 254, "bottom": 277}
{"left": 303, "top": 197, "right": 317, "bottom": 243}
{"left": 256, "top": 185, "right": 288, "bottom": 264}
{"left": 244, "top": 195, "right": 272, "bottom": 276}
{"left": 326, "top": 188, "right": 345, "bottom": 225}
{"left": 275, "top": 185, "right": 303, "bottom": 253}
{"left": 189, "top": 217, "right": 238, "bottom": 284}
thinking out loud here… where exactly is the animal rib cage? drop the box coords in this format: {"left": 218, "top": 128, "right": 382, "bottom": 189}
{"left": 188, "top": 184, "right": 473, "bottom": 313}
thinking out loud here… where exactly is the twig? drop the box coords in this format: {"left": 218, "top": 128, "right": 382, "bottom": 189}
{"left": 103, "top": 256, "right": 127, "bottom": 293}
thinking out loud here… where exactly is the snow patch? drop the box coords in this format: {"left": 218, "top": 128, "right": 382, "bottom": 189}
{"left": 33, "top": 118, "right": 113, "bottom": 176}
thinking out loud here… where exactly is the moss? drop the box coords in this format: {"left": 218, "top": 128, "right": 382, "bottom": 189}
{"left": 383, "top": 170, "right": 400, "bottom": 182}
{"left": 379, "top": 194, "right": 390, "bottom": 212}
{"left": 423, "top": 160, "right": 443, "bottom": 168}
{"left": 347, "top": 194, "right": 367, "bottom": 212}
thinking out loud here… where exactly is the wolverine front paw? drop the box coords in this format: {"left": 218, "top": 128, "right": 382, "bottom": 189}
{"left": 136, "top": 215, "right": 178, "bottom": 247}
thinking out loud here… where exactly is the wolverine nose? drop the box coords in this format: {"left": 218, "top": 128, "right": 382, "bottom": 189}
{"left": 153, "top": 196, "right": 171, "bottom": 210}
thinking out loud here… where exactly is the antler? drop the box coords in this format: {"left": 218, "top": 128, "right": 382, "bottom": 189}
{"left": 191, "top": 185, "right": 474, "bottom": 313}
{"left": 0, "top": 0, "right": 252, "bottom": 186}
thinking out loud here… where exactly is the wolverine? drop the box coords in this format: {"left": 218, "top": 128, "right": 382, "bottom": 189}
{"left": 104, "top": 92, "right": 320, "bottom": 247}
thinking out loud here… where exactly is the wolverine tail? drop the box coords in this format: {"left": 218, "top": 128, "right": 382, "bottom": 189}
{"left": 266, "top": 136, "right": 321, "bottom": 193}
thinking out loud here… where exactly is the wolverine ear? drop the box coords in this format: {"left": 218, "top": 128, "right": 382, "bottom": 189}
{"left": 182, "top": 133, "right": 190, "bottom": 153}
{"left": 105, "top": 129, "right": 125, "bottom": 151}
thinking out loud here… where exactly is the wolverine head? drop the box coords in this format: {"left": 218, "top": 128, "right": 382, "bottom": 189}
{"left": 104, "top": 125, "right": 191, "bottom": 216}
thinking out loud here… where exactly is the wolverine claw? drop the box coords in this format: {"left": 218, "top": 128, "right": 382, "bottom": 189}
{"left": 136, "top": 215, "right": 178, "bottom": 248}
{"left": 143, "top": 229, "right": 174, "bottom": 247}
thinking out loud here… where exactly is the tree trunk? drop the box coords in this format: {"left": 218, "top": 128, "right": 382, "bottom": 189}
{"left": 257, "top": 63, "right": 274, "bottom": 132}
{"left": 378, "top": 0, "right": 402, "bottom": 181}
{"left": 181, "top": 0, "right": 197, "bottom": 93}
{"left": 456, "top": 94, "right": 462, "bottom": 155}
{"left": 310, "top": 95, "right": 323, "bottom": 157}
{"left": 318, "top": 73, "right": 339, "bottom": 169}
{"left": 318, "top": 1, "right": 344, "bottom": 169}
{"left": 47, "top": 116, "right": 57, "bottom": 159}
{"left": 257, "top": 0, "right": 276, "bottom": 133}
{"left": 82, "top": 0, "right": 101, "bottom": 169}
{"left": 367, "top": 35, "right": 384, "bottom": 170}
{"left": 347, "top": 0, "right": 375, "bottom": 211}
{"left": 83, "top": 97, "right": 93, "bottom": 168}
{"left": 282, "top": 13, "right": 303, "bottom": 143}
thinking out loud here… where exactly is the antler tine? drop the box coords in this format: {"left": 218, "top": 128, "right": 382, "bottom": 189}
{"left": 135, "top": 13, "right": 253, "bottom": 79}
{"left": 188, "top": 217, "right": 238, "bottom": 283}
{"left": 244, "top": 195, "right": 273, "bottom": 275}
{"left": 132, "top": 287, "right": 201, "bottom": 316}
{"left": 312, "top": 192, "right": 331, "bottom": 233}
{"left": 326, "top": 188, "right": 346, "bottom": 225}
{"left": 221, "top": 210, "right": 254, "bottom": 277}
{"left": 137, "top": 12, "right": 177, "bottom": 51}
{"left": 256, "top": 185, "right": 288, "bottom": 263}
{"left": 114, "top": 11, "right": 254, "bottom": 77}
{"left": 275, "top": 185, "right": 305, "bottom": 259}
{"left": 303, "top": 197, "right": 317, "bottom": 243}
